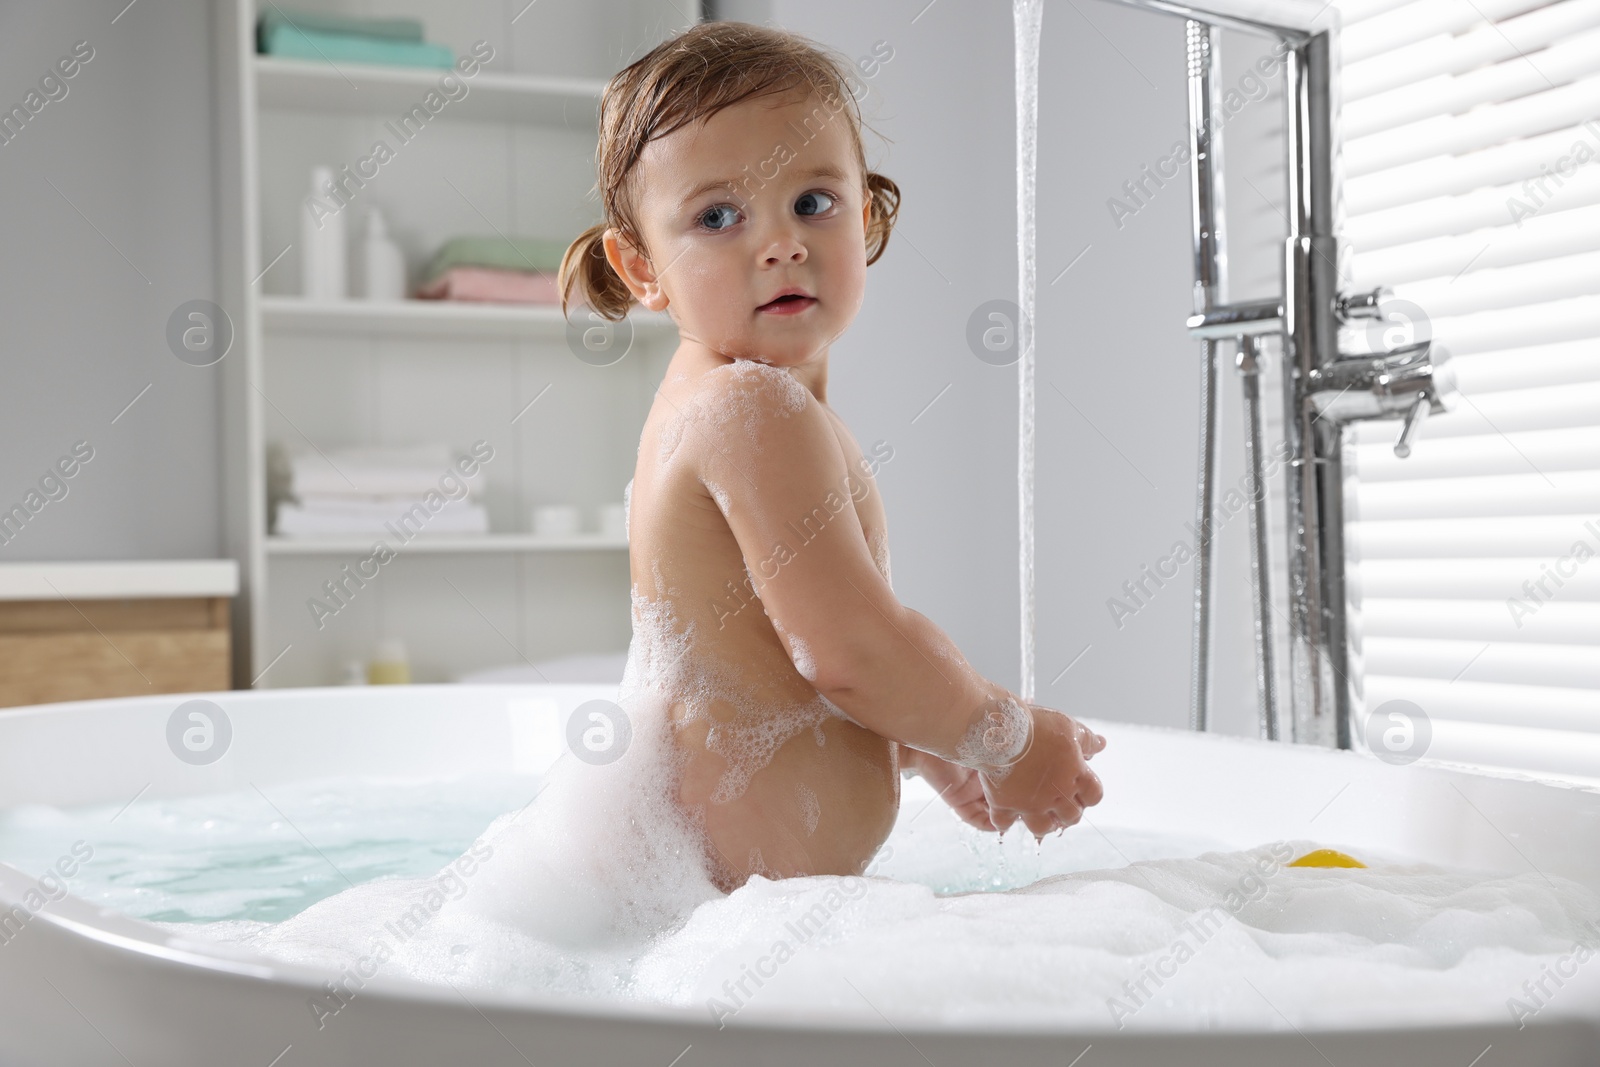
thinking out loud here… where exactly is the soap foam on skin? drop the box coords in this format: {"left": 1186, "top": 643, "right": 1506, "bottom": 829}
{"left": 627, "top": 558, "right": 847, "bottom": 806}
{"left": 703, "top": 477, "right": 732, "bottom": 517}
{"left": 786, "top": 633, "right": 817, "bottom": 682}
{"left": 954, "top": 696, "right": 1032, "bottom": 774}
{"left": 659, "top": 359, "right": 809, "bottom": 464}
{"left": 797, "top": 785, "right": 821, "bottom": 836}
{"left": 868, "top": 528, "right": 891, "bottom": 587}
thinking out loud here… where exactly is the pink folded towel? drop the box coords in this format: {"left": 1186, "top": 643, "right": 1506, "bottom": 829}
{"left": 415, "top": 266, "right": 562, "bottom": 304}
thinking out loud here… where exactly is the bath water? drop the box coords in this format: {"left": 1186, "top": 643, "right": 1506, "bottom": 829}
{"left": 2, "top": 770, "right": 1597, "bottom": 1032}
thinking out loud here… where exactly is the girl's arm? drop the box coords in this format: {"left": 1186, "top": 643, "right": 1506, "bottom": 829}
{"left": 691, "top": 363, "right": 1103, "bottom": 834}
{"left": 899, "top": 745, "right": 996, "bottom": 831}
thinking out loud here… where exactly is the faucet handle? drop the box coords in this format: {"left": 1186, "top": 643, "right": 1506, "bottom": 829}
{"left": 1394, "top": 393, "right": 1431, "bottom": 458}
{"left": 1336, "top": 286, "right": 1391, "bottom": 323}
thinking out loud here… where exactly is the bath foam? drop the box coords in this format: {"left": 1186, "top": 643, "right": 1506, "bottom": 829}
{"left": 797, "top": 784, "right": 821, "bottom": 836}
{"left": 190, "top": 562, "right": 751, "bottom": 968}
{"left": 450, "top": 689, "right": 717, "bottom": 943}
{"left": 868, "top": 528, "right": 892, "bottom": 586}
{"left": 786, "top": 633, "right": 817, "bottom": 682}
{"left": 656, "top": 358, "right": 809, "bottom": 463}
{"left": 134, "top": 773, "right": 1600, "bottom": 1030}
{"left": 195, "top": 686, "right": 720, "bottom": 966}
{"left": 628, "top": 840, "right": 1600, "bottom": 1030}
{"left": 953, "top": 695, "right": 1031, "bottom": 775}
{"left": 703, "top": 477, "right": 732, "bottom": 516}
{"left": 697, "top": 694, "right": 835, "bottom": 805}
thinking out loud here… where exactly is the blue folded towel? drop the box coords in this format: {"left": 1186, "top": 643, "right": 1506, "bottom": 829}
{"left": 258, "top": 8, "right": 424, "bottom": 44}
{"left": 260, "top": 23, "right": 455, "bottom": 70}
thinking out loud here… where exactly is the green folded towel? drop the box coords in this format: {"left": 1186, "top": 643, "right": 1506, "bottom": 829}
{"left": 258, "top": 8, "right": 425, "bottom": 45}
{"left": 423, "top": 236, "right": 573, "bottom": 282}
{"left": 260, "top": 23, "right": 455, "bottom": 70}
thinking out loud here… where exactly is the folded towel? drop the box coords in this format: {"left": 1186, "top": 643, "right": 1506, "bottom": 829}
{"left": 276, "top": 499, "right": 489, "bottom": 538}
{"left": 415, "top": 266, "right": 562, "bottom": 304}
{"left": 422, "top": 236, "right": 570, "bottom": 283}
{"left": 258, "top": 9, "right": 425, "bottom": 46}
{"left": 287, "top": 444, "right": 466, "bottom": 498}
{"left": 260, "top": 23, "right": 455, "bottom": 69}
{"left": 289, "top": 494, "right": 481, "bottom": 515}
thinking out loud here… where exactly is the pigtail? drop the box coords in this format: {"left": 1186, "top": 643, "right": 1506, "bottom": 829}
{"left": 863, "top": 171, "right": 901, "bottom": 266}
{"left": 559, "top": 221, "right": 635, "bottom": 323}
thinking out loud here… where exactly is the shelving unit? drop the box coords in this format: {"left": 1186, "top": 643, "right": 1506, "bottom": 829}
{"left": 214, "top": 1, "right": 698, "bottom": 689}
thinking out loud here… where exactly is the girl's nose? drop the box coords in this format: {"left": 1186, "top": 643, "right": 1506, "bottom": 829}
{"left": 759, "top": 218, "right": 807, "bottom": 265}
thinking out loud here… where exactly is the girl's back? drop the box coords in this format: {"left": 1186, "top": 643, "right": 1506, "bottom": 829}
{"left": 625, "top": 347, "right": 899, "bottom": 890}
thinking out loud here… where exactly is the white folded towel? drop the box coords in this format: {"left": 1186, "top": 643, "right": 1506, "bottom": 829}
{"left": 287, "top": 443, "right": 476, "bottom": 499}
{"left": 275, "top": 498, "right": 489, "bottom": 537}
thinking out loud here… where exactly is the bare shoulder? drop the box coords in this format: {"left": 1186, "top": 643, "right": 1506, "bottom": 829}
{"left": 657, "top": 359, "right": 835, "bottom": 470}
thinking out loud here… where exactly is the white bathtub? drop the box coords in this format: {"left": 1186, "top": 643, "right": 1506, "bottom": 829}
{"left": 1, "top": 684, "right": 1597, "bottom": 1066}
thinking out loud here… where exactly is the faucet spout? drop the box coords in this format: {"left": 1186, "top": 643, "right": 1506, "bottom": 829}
{"left": 1307, "top": 297, "right": 1458, "bottom": 458}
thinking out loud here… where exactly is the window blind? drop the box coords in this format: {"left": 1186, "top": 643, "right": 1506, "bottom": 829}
{"left": 1338, "top": 0, "right": 1600, "bottom": 779}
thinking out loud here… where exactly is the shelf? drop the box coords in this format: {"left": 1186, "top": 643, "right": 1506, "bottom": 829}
{"left": 266, "top": 534, "right": 628, "bottom": 555}
{"left": 253, "top": 56, "right": 604, "bottom": 126}
{"left": 259, "top": 296, "right": 678, "bottom": 340}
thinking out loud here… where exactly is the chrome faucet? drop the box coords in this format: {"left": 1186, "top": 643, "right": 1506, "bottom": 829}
{"left": 1109, "top": 0, "right": 1456, "bottom": 750}
{"left": 1315, "top": 286, "right": 1457, "bottom": 459}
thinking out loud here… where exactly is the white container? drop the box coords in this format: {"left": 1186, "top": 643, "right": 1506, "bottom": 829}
{"left": 360, "top": 207, "right": 405, "bottom": 301}
{"left": 598, "top": 502, "right": 627, "bottom": 540}
{"left": 300, "top": 164, "right": 346, "bottom": 301}
{"left": 532, "top": 504, "right": 582, "bottom": 538}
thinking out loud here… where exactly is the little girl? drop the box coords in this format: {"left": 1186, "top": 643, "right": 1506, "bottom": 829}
{"left": 558, "top": 21, "right": 1105, "bottom": 893}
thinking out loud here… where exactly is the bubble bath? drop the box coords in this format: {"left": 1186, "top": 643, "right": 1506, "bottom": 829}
{"left": 3, "top": 760, "right": 1598, "bottom": 1033}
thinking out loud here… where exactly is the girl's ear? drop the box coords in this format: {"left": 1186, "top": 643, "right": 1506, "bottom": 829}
{"left": 603, "top": 227, "right": 669, "bottom": 311}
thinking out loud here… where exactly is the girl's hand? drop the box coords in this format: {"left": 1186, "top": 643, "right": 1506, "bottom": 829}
{"left": 900, "top": 746, "right": 996, "bottom": 831}
{"left": 978, "top": 706, "right": 1105, "bottom": 838}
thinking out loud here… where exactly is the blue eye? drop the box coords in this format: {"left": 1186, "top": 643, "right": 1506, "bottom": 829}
{"left": 796, "top": 191, "right": 836, "bottom": 217}
{"left": 699, "top": 204, "right": 740, "bottom": 231}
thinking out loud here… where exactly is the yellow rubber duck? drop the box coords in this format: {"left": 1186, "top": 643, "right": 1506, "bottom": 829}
{"left": 1288, "top": 848, "right": 1366, "bottom": 869}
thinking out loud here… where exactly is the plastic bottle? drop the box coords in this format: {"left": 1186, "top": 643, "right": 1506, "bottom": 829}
{"left": 366, "top": 638, "right": 411, "bottom": 685}
{"left": 361, "top": 207, "right": 406, "bottom": 301}
{"left": 301, "top": 164, "right": 346, "bottom": 300}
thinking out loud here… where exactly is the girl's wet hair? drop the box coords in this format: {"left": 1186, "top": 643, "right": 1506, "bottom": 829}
{"left": 558, "top": 20, "right": 901, "bottom": 322}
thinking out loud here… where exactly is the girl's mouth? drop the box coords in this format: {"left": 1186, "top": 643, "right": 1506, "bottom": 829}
{"left": 757, "top": 294, "right": 817, "bottom": 315}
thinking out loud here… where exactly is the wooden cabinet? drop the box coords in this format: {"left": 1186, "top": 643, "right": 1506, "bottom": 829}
{"left": 0, "top": 562, "right": 237, "bottom": 708}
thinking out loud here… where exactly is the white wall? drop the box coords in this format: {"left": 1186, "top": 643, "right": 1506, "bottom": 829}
{"left": 0, "top": 1, "right": 223, "bottom": 561}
